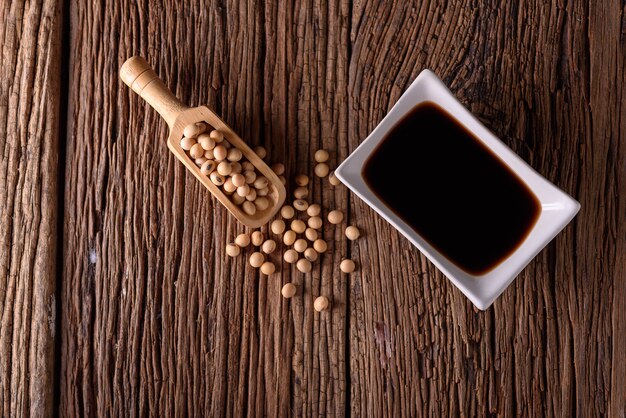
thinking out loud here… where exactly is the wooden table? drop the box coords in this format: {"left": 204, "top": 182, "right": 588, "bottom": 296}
{"left": 1, "top": 0, "right": 624, "bottom": 416}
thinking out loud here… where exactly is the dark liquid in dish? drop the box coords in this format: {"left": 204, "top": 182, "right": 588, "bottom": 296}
{"left": 362, "top": 101, "right": 541, "bottom": 275}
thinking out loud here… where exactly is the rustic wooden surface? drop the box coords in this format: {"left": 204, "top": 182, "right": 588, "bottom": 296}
{"left": 0, "top": 0, "right": 624, "bottom": 416}
{"left": 0, "top": 1, "right": 62, "bottom": 416}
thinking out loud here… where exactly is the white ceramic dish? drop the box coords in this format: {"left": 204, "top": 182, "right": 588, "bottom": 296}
{"left": 335, "top": 69, "right": 580, "bottom": 310}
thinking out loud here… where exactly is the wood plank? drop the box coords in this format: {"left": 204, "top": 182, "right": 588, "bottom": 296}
{"left": 0, "top": 1, "right": 63, "bottom": 417}
{"left": 588, "top": 3, "right": 626, "bottom": 417}
{"left": 59, "top": 0, "right": 349, "bottom": 415}
{"left": 347, "top": 0, "right": 625, "bottom": 416}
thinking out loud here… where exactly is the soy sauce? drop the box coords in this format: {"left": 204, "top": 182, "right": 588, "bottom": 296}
{"left": 362, "top": 101, "right": 541, "bottom": 275}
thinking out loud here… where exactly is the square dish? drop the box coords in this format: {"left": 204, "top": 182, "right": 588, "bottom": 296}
{"left": 335, "top": 69, "right": 580, "bottom": 310}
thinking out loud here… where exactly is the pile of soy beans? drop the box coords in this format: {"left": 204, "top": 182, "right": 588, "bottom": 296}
{"left": 225, "top": 148, "right": 360, "bottom": 312}
{"left": 180, "top": 122, "right": 286, "bottom": 216}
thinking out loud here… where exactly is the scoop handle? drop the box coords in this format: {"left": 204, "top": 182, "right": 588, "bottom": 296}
{"left": 119, "top": 56, "right": 188, "bottom": 128}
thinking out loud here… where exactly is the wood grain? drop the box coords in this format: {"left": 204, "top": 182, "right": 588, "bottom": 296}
{"left": 0, "top": 1, "right": 63, "bottom": 416}
{"left": 60, "top": 0, "right": 349, "bottom": 416}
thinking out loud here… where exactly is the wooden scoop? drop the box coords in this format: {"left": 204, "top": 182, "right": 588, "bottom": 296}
{"left": 120, "top": 56, "right": 286, "bottom": 228}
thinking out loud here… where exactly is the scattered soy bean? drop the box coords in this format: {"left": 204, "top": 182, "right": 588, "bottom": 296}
{"left": 254, "top": 176, "right": 269, "bottom": 189}
{"left": 345, "top": 226, "right": 360, "bottom": 240}
{"left": 328, "top": 210, "right": 343, "bottom": 224}
{"left": 235, "top": 233, "right": 250, "bottom": 247}
{"left": 198, "top": 134, "right": 215, "bottom": 150}
{"left": 242, "top": 201, "right": 256, "bottom": 215}
{"left": 314, "top": 149, "right": 329, "bottom": 163}
{"left": 291, "top": 220, "right": 306, "bottom": 233}
{"left": 227, "top": 148, "right": 242, "bottom": 162}
{"left": 283, "top": 230, "right": 296, "bottom": 246}
{"left": 314, "top": 163, "right": 329, "bottom": 178}
{"left": 262, "top": 240, "right": 276, "bottom": 254}
{"left": 284, "top": 249, "right": 298, "bottom": 263}
{"left": 294, "top": 239, "right": 307, "bottom": 253}
{"left": 296, "top": 258, "right": 312, "bottom": 273}
{"left": 293, "top": 199, "right": 309, "bottom": 211}
{"left": 182, "top": 130, "right": 366, "bottom": 278}
{"left": 213, "top": 145, "right": 227, "bottom": 161}
{"left": 249, "top": 252, "right": 264, "bottom": 268}
{"left": 209, "top": 129, "right": 224, "bottom": 142}
{"left": 294, "top": 187, "right": 308, "bottom": 199}
{"left": 295, "top": 174, "right": 309, "bottom": 186}
{"left": 281, "top": 205, "right": 295, "bottom": 219}
{"left": 307, "top": 204, "right": 321, "bottom": 217}
{"left": 271, "top": 163, "right": 285, "bottom": 175}
{"left": 254, "top": 146, "right": 267, "bottom": 159}
{"left": 313, "top": 296, "right": 329, "bottom": 312}
{"left": 231, "top": 174, "right": 245, "bottom": 187}
{"left": 210, "top": 172, "right": 225, "bottom": 186}
{"left": 190, "top": 143, "right": 205, "bottom": 159}
{"left": 251, "top": 231, "right": 264, "bottom": 246}
{"left": 217, "top": 161, "right": 232, "bottom": 176}
{"left": 237, "top": 184, "right": 250, "bottom": 197}
{"left": 254, "top": 196, "right": 269, "bottom": 211}
{"left": 279, "top": 175, "right": 286, "bottom": 185}
{"left": 313, "top": 239, "right": 327, "bottom": 253}
{"left": 308, "top": 216, "right": 322, "bottom": 229}
{"left": 281, "top": 283, "right": 297, "bottom": 298}
{"left": 271, "top": 220, "right": 285, "bottom": 234}
{"left": 226, "top": 243, "right": 240, "bottom": 257}
{"left": 305, "top": 228, "right": 318, "bottom": 241}
{"left": 260, "top": 261, "right": 276, "bottom": 275}
{"left": 304, "top": 248, "right": 318, "bottom": 262}
{"left": 180, "top": 137, "right": 196, "bottom": 150}
{"left": 340, "top": 259, "right": 356, "bottom": 273}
